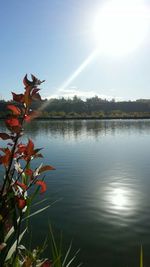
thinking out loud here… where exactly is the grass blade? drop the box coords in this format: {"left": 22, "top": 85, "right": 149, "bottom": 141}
{"left": 140, "top": 245, "right": 143, "bottom": 267}
{"left": 66, "top": 249, "right": 80, "bottom": 267}
{"left": 5, "top": 228, "right": 27, "bottom": 261}
{"left": 62, "top": 242, "right": 72, "bottom": 267}
{"left": 4, "top": 218, "right": 20, "bottom": 242}
{"left": 22, "top": 205, "right": 50, "bottom": 221}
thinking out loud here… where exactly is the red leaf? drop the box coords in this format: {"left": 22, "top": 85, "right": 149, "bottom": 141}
{"left": 31, "top": 74, "right": 45, "bottom": 85}
{"left": 16, "top": 197, "right": 26, "bottom": 209}
{"left": 41, "top": 260, "right": 52, "bottom": 267}
{"left": 12, "top": 92, "right": 24, "bottom": 103}
{"left": 36, "top": 180, "right": 47, "bottom": 193}
{"left": 17, "top": 143, "right": 26, "bottom": 154}
{"left": 32, "top": 92, "right": 41, "bottom": 101}
{"left": 0, "top": 133, "right": 11, "bottom": 140}
{"left": 24, "top": 114, "right": 31, "bottom": 122}
{"left": 0, "top": 148, "right": 11, "bottom": 167}
{"left": 24, "top": 73, "right": 42, "bottom": 88}
{"left": 20, "top": 139, "right": 35, "bottom": 161}
{"left": 25, "top": 169, "right": 33, "bottom": 177}
{"left": 34, "top": 153, "right": 43, "bottom": 158}
{"left": 23, "top": 74, "right": 34, "bottom": 87}
{"left": 31, "top": 88, "right": 40, "bottom": 96}
{"left": 39, "top": 165, "right": 55, "bottom": 173}
{"left": 24, "top": 88, "right": 32, "bottom": 107}
{"left": 5, "top": 118, "right": 20, "bottom": 127}
{"left": 10, "top": 126, "right": 21, "bottom": 134}
{"left": 0, "top": 148, "right": 8, "bottom": 153}
{"left": 31, "top": 74, "right": 38, "bottom": 83}
{"left": 33, "top": 148, "right": 43, "bottom": 158}
{"left": 26, "top": 139, "right": 34, "bottom": 156}
{"left": 29, "top": 110, "right": 41, "bottom": 120}
{"left": 16, "top": 181, "right": 28, "bottom": 190}
{"left": 7, "top": 104, "right": 21, "bottom": 115}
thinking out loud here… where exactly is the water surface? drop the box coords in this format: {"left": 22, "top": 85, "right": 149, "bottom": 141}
{"left": 1, "top": 119, "right": 150, "bottom": 267}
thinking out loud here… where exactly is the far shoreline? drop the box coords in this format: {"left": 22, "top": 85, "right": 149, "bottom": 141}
{"left": 1, "top": 116, "right": 150, "bottom": 120}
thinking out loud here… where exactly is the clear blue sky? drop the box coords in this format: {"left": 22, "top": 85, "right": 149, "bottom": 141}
{"left": 0, "top": 0, "right": 150, "bottom": 101}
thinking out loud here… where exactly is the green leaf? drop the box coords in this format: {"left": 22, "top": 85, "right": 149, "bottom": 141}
{"left": 140, "top": 245, "right": 143, "bottom": 267}
{"left": 5, "top": 228, "right": 27, "bottom": 261}
{"left": 4, "top": 218, "right": 20, "bottom": 242}
{"left": 30, "top": 184, "right": 41, "bottom": 203}
{"left": 12, "top": 255, "right": 21, "bottom": 267}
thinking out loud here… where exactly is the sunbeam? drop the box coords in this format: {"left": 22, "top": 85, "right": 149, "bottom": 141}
{"left": 38, "top": 50, "right": 98, "bottom": 112}
{"left": 36, "top": 0, "right": 150, "bottom": 114}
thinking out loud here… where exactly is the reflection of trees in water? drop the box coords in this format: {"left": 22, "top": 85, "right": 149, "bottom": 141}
{"left": 23, "top": 119, "right": 150, "bottom": 140}
{"left": 1, "top": 119, "right": 150, "bottom": 140}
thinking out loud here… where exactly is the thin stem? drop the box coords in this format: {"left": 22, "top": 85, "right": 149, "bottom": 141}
{"left": 12, "top": 212, "right": 22, "bottom": 264}
{"left": 0, "top": 133, "right": 20, "bottom": 196}
{"left": 7, "top": 160, "right": 29, "bottom": 193}
{"left": 16, "top": 160, "right": 30, "bottom": 182}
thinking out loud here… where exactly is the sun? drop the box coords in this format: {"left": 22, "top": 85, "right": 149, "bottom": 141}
{"left": 93, "top": 0, "right": 149, "bottom": 57}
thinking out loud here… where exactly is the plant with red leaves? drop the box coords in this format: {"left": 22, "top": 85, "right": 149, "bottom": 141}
{"left": 0, "top": 75, "right": 54, "bottom": 266}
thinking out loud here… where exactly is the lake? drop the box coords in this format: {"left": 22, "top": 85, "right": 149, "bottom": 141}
{"left": 1, "top": 119, "right": 150, "bottom": 267}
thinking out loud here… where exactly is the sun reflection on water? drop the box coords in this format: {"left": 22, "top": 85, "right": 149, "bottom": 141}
{"left": 102, "top": 182, "right": 139, "bottom": 217}
{"left": 111, "top": 188, "right": 129, "bottom": 210}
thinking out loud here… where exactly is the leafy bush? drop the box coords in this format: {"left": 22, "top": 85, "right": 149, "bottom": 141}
{"left": 0, "top": 75, "right": 55, "bottom": 266}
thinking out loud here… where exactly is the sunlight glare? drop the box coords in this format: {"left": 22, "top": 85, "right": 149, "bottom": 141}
{"left": 93, "top": 0, "right": 150, "bottom": 56}
{"left": 111, "top": 188, "right": 128, "bottom": 209}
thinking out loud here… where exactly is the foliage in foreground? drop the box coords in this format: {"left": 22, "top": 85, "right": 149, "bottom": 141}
{"left": 0, "top": 75, "right": 81, "bottom": 267}
{"left": 0, "top": 74, "right": 54, "bottom": 266}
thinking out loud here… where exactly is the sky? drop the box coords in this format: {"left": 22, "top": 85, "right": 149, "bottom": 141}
{"left": 0, "top": 0, "right": 150, "bottom": 101}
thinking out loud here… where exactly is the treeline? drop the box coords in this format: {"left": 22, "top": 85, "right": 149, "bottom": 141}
{"left": 1, "top": 96, "right": 150, "bottom": 118}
